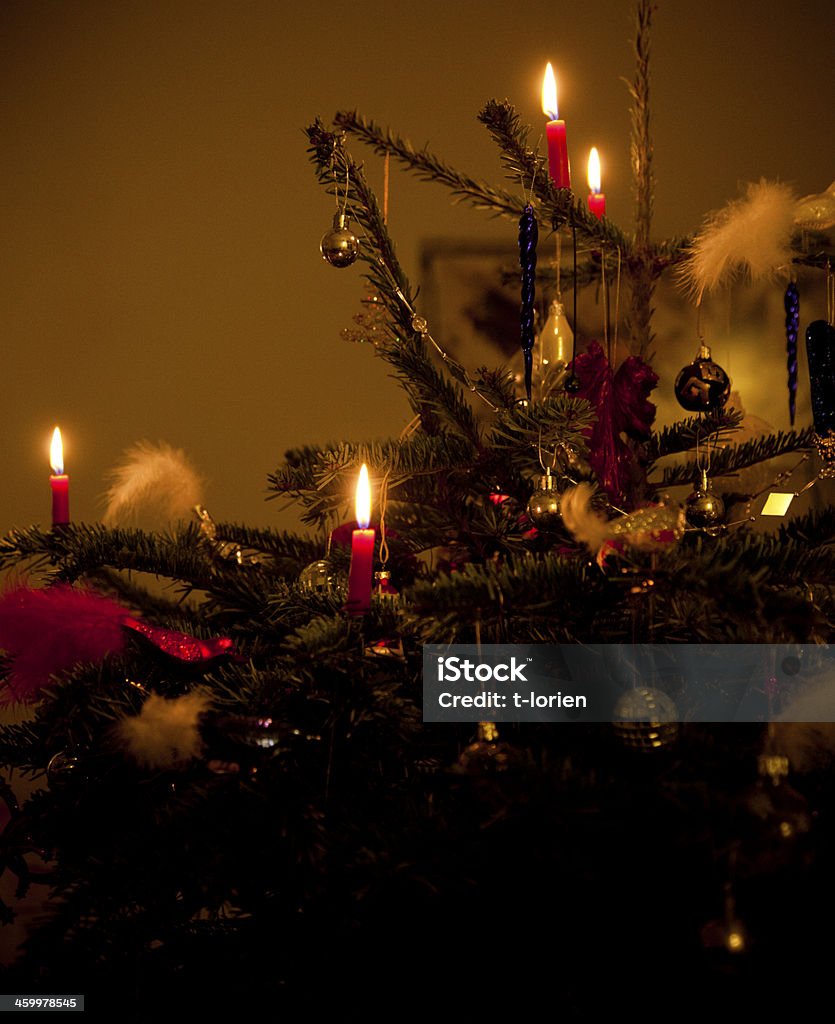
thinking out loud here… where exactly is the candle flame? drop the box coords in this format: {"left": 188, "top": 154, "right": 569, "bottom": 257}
{"left": 541, "top": 62, "right": 559, "bottom": 120}
{"left": 50, "top": 426, "right": 64, "bottom": 475}
{"left": 355, "top": 463, "right": 371, "bottom": 529}
{"left": 587, "top": 147, "right": 601, "bottom": 193}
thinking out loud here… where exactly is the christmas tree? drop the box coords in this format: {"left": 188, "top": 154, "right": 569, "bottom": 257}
{"left": 1, "top": 2, "right": 834, "bottom": 1018}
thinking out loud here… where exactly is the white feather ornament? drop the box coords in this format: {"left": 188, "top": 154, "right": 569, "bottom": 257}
{"left": 560, "top": 483, "right": 611, "bottom": 554}
{"left": 103, "top": 441, "right": 204, "bottom": 527}
{"left": 117, "top": 691, "right": 211, "bottom": 769}
{"left": 678, "top": 180, "right": 797, "bottom": 300}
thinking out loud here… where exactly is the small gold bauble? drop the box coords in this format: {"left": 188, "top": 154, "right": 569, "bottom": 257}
{"left": 685, "top": 469, "right": 725, "bottom": 535}
{"left": 526, "top": 468, "right": 563, "bottom": 529}
{"left": 320, "top": 212, "right": 359, "bottom": 268}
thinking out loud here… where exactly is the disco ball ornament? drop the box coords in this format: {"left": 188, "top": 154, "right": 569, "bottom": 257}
{"left": 674, "top": 344, "right": 731, "bottom": 412}
{"left": 320, "top": 211, "right": 359, "bottom": 268}
{"left": 298, "top": 558, "right": 346, "bottom": 597}
{"left": 613, "top": 687, "right": 678, "bottom": 752}
{"left": 526, "top": 467, "right": 564, "bottom": 529}
{"left": 685, "top": 468, "right": 725, "bottom": 535}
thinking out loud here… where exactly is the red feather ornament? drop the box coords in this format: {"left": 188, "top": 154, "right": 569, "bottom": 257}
{"left": 0, "top": 586, "right": 126, "bottom": 703}
{"left": 0, "top": 585, "right": 237, "bottom": 703}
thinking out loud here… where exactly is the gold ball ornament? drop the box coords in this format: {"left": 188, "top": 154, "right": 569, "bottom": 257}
{"left": 685, "top": 469, "right": 725, "bottom": 535}
{"left": 613, "top": 688, "right": 678, "bottom": 752}
{"left": 456, "top": 722, "right": 521, "bottom": 774}
{"left": 320, "top": 212, "right": 359, "bottom": 268}
{"left": 526, "top": 467, "right": 563, "bottom": 530}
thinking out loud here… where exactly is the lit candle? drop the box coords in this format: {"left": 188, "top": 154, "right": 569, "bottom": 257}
{"left": 49, "top": 426, "right": 70, "bottom": 527}
{"left": 345, "top": 464, "right": 375, "bottom": 615}
{"left": 587, "top": 147, "right": 606, "bottom": 219}
{"left": 542, "top": 63, "right": 570, "bottom": 189}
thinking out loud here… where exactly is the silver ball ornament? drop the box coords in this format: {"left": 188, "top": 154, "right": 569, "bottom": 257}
{"left": 320, "top": 212, "right": 359, "bottom": 268}
{"left": 526, "top": 468, "right": 563, "bottom": 529}
{"left": 298, "top": 558, "right": 347, "bottom": 597}
{"left": 685, "top": 469, "right": 725, "bottom": 535}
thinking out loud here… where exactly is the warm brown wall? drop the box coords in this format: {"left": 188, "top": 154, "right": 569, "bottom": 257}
{"left": 1, "top": 0, "right": 832, "bottom": 533}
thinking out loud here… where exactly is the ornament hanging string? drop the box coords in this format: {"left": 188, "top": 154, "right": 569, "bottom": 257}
{"left": 377, "top": 415, "right": 420, "bottom": 568}
{"left": 378, "top": 470, "right": 391, "bottom": 568}
{"left": 565, "top": 207, "right": 580, "bottom": 391}
{"left": 613, "top": 247, "right": 622, "bottom": 356}
{"left": 331, "top": 137, "right": 350, "bottom": 219}
{"left": 602, "top": 249, "right": 610, "bottom": 364}
{"left": 518, "top": 194, "right": 539, "bottom": 400}
{"left": 382, "top": 153, "right": 390, "bottom": 225}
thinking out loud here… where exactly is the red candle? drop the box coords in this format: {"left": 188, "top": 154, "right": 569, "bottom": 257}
{"left": 542, "top": 63, "right": 570, "bottom": 189}
{"left": 49, "top": 426, "right": 70, "bottom": 526}
{"left": 587, "top": 147, "right": 606, "bottom": 219}
{"left": 345, "top": 464, "right": 375, "bottom": 615}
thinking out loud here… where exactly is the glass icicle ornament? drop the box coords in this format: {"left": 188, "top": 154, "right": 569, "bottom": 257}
{"left": 536, "top": 299, "right": 573, "bottom": 397}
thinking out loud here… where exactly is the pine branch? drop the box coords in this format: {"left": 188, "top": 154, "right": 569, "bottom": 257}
{"left": 401, "top": 554, "right": 613, "bottom": 642}
{"left": 478, "top": 99, "right": 635, "bottom": 253}
{"left": 306, "top": 119, "right": 485, "bottom": 442}
{"left": 645, "top": 410, "right": 744, "bottom": 463}
{"left": 0, "top": 524, "right": 220, "bottom": 591}
{"left": 779, "top": 505, "right": 835, "bottom": 547}
{"left": 652, "top": 427, "right": 815, "bottom": 489}
{"left": 333, "top": 109, "right": 526, "bottom": 222}
{"left": 269, "top": 434, "right": 480, "bottom": 530}
{"left": 489, "top": 394, "right": 595, "bottom": 474}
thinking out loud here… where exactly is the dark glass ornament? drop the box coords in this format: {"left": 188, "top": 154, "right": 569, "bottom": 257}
{"left": 674, "top": 344, "right": 731, "bottom": 411}
{"left": 805, "top": 319, "right": 835, "bottom": 436}
{"left": 320, "top": 212, "right": 359, "bottom": 268}
{"left": 47, "top": 751, "right": 84, "bottom": 787}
